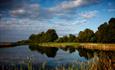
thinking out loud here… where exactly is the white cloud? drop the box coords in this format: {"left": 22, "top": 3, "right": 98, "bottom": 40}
{"left": 79, "top": 10, "right": 98, "bottom": 19}
{"left": 49, "top": 0, "right": 99, "bottom": 12}
{"left": 0, "top": 14, "right": 90, "bottom": 42}
{"left": 49, "top": 0, "right": 83, "bottom": 11}
{"left": 10, "top": 3, "right": 40, "bottom": 18}
{"left": 72, "top": 19, "right": 87, "bottom": 25}
{"left": 0, "top": 17, "right": 81, "bottom": 36}
{"left": 11, "top": 8, "right": 26, "bottom": 16}
{"left": 8, "top": 0, "right": 100, "bottom": 21}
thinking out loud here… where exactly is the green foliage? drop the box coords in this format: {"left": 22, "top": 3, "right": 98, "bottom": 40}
{"left": 96, "top": 18, "right": 115, "bottom": 43}
{"left": 95, "top": 22, "right": 109, "bottom": 42}
{"left": 29, "top": 29, "right": 58, "bottom": 43}
{"left": 56, "top": 34, "right": 76, "bottom": 42}
{"left": 45, "top": 29, "right": 58, "bottom": 42}
{"left": 77, "top": 29, "right": 95, "bottom": 42}
{"left": 76, "top": 17, "right": 115, "bottom": 43}
{"left": 108, "top": 18, "right": 115, "bottom": 43}
{"left": 68, "top": 34, "right": 76, "bottom": 42}
{"left": 27, "top": 17, "right": 115, "bottom": 43}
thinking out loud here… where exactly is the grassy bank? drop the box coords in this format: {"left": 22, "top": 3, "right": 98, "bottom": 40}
{"left": 38, "top": 42, "right": 80, "bottom": 48}
{"left": 29, "top": 43, "right": 115, "bottom": 51}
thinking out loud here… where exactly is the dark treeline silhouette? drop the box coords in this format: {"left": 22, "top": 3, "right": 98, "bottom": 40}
{"left": 29, "top": 29, "right": 58, "bottom": 43}
{"left": 28, "top": 18, "right": 115, "bottom": 43}
{"left": 55, "top": 34, "right": 76, "bottom": 42}
{"left": 95, "top": 18, "right": 115, "bottom": 43}
{"left": 76, "top": 28, "right": 96, "bottom": 43}
{"left": 29, "top": 45, "right": 58, "bottom": 57}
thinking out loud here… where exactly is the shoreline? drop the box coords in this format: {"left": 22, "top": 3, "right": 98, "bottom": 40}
{"left": 30, "top": 43, "right": 115, "bottom": 51}
{"left": 0, "top": 42, "right": 115, "bottom": 51}
{"left": 80, "top": 43, "right": 115, "bottom": 51}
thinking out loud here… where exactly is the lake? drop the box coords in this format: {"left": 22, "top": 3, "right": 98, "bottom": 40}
{"left": 0, "top": 45, "right": 115, "bottom": 70}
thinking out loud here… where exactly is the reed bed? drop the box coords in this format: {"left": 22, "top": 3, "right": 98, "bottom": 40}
{"left": 80, "top": 43, "right": 115, "bottom": 51}
{"left": 37, "top": 43, "right": 80, "bottom": 48}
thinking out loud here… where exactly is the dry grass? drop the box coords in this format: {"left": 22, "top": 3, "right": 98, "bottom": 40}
{"left": 37, "top": 42, "right": 80, "bottom": 48}
{"left": 31, "top": 43, "right": 115, "bottom": 51}
{"left": 80, "top": 43, "right": 115, "bottom": 51}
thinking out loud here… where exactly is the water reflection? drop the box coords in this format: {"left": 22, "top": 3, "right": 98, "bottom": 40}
{"left": 61, "top": 46, "right": 76, "bottom": 53}
{"left": 29, "top": 45, "right": 115, "bottom": 60}
{"left": 77, "top": 48, "right": 115, "bottom": 70}
{"left": 78, "top": 48, "right": 115, "bottom": 59}
{"left": 29, "top": 45, "right": 77, "bottom": 57}
{"left": 0, "top": 45, "right": 115, "bottom": 69}
{"left": 78, "top": 48, "right": 94, "bottom": 59}
{"left": 29, "top": 45, "right": 115, "bottom": 69}
{"left": 29, "top": 45, "right": 58, "bottom": 57}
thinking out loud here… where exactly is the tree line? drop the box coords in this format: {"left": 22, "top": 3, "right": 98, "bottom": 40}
{"left": 29, "top": 29, "right": 58, "bottom": 43}
{"left": 28, "top": 18, "right": 115, "bottom": 43}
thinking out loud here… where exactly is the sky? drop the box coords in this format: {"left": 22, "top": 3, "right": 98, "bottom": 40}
{"left": 0, "top": 0, "right": 115, "bottom": 42}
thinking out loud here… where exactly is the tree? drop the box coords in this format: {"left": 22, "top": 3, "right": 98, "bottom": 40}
{"left": 95, "top": 18, "right": 115, "bottom": 43}
{"left": 29, "top": 29, "right": 58, "bottom": 43}
{"left": 68, "top": 34, "right": 76, "bottom": 42}
{"left": 95, "top": 22, "right": 109, "bottom": 43}
{"left": 55, "top": 37, "right": 63, "bottom": 43}
{"left": 108, "top": 18, "right": 115, "bottom": 43}
{"left": 28, "top": 18, "right": 115, "bottom": 43}
{"left": 56, "top": 34, "right": 76, "bottom": 42}
{"left": 45, "top": 29, "right": 58, "bottom": 42}
{"left": 29, "top": 34, "right": 37, "bottom": 42}
{"left": 77, "top": 31, "right": 84, "bottom": 42}
{"left": 78, "top": 29, "right": 95, "bottom": 42}
{"left": 62, "top": 36, "right": 69, "bottom": 42}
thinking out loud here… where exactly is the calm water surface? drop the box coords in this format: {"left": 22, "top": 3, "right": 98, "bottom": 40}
{"left": 0, "top": 45, "right": 86, "bottom": 65}
{"left": 0, "top": 45, "right": 115, "bottom": 69}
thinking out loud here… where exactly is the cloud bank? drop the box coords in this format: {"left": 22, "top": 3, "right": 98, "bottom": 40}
{"left": 1, "top": 0, "right": 114, "bottom": 42}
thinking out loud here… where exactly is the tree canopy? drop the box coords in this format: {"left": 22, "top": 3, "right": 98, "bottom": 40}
{"left": 27, "top": 18, "right": 115, "bottom": 43}
{"left": 29, "top": 29, "right": 58, "bottom": 43}
{"left": 77, "top": 29, "right": 96, "bottom": 42}
{"left": 56, "top": 34, "right": 76, "bottom": 42}
{"left": 95, "top": 18, "right": 115, "bottom": 43}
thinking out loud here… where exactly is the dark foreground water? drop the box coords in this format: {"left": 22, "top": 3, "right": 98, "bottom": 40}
{"left": 0, "top": 45, "right": 115, "bottom": 70}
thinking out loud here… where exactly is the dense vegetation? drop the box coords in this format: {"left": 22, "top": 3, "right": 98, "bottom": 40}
{"left": 29, "top": 29, "right": 58, "bottom": 43}
{"left": 95, "top": 18, "right": 115, "bottom": 43}
{"left": 27, "top": 18, "right": 115, "bottom": 43}
{"left": 76, "top": 29, "right": 96, "bottom": 43}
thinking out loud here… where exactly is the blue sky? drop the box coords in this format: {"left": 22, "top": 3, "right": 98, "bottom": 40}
{"left": 0, "top": 0, "right": 115, "bottom": 42}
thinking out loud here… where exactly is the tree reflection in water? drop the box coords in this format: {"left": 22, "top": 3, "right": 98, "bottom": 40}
{"left": 29, "top": 45, "right": 76, "bottom": 58}
{"left": 29, "top": 45, "right": 58, "bottom": 57}
{"left": 77, "top": 48, "right": 115, "bottom": 70}
{"left": 29, "top": 45, "right": 115, "bottom": 69}
{"left": 61, "top": 46, "right": 76, "bottom": 53}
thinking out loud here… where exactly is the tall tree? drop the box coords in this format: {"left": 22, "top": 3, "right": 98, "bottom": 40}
{"left": 78, "top": 29, "right": 95, "bottom": 42}
{"left": 108, "top": 18, "right": 115, "bottom": 42}
{"left": 68, "top": 34, "right": 76, "bottom": 42}
{"left": 95, "top": 18, "right": 115, "bottom": 43}
{"left": 95, "top": 22, "right": 109, "bottom": 43}
{"left": 29, "top": 29, "right": 58, "bottom": 43}
{"left": 45, "top": 29, "right": 58, "bottom": 42}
